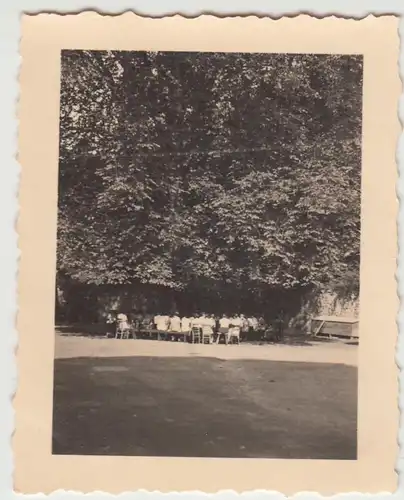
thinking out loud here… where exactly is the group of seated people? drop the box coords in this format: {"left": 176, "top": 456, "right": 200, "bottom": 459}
{"left": 152, "top": 313, "right": 262, "bottom": 344}
{"left": 106, "top": 310, "right": 272, "bottom": 344}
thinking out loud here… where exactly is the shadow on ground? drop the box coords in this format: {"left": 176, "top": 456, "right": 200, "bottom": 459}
{"left": 52, "top": 356, "right": 357, "bottom": 459}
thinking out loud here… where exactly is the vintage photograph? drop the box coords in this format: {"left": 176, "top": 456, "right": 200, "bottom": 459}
{"left": 53, "top": 49, "right": 362, "bottom": 459}
{"left": 15, "top": 14, "right": 399, "bottom": 494}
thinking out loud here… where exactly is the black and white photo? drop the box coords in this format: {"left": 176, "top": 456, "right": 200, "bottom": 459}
{"left": 53, "top": 49, "right": 362, "bottom": 459}
{"left": 15, "top": 14, "right": 400, "bottom": 495}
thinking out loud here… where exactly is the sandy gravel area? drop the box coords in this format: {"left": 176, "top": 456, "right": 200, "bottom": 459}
{"left": 54, "top": 333, "right": 357, "bottom": 366}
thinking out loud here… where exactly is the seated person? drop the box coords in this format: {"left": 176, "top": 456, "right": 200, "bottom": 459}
{"left": 153, "top": 314, "right": 160, "bottom": 327}
{"left": 219, "top": 314, "right": 230, "bottom": 331}
{"left": 257, "top": 316, "right": 266, "bottom": 332}
{"left": 169, "top": 313, "right": 181, "bottom": 333}
{"left": 191, "top": 313, "right": 203, "bottom": 328}
{"left": 207, "top": 314, "right": 216, "bottom": 331}
{"left": 208, "top": 314, "right": 217, "bottom": 340}
{"left": 200, "top": 313, "right": 213, "bottom": 329}
{"left": 240, "top": 314, "right": 250, "bottom": 339}
{"left": 105, "top": 311, "right": 116, "bottom": 337}
{"left": 194, "top": 313, "right": 213, "bottom": 343}
{"left": 181, "top": 315, "right": 193, "bottom": 334}
{"left": 140, "top": 313, "right": 153, "bottom": 330}
{"left": 155, "top": 313, "right": 169, "bottom": 332}
{"left": 116, "top": 312, "right": 130, "bottom": 335}
{"left": 217, "top": 314, "right": 230, "bottom": 343}
{"left": 229, "top": 326, "right": 241, "bottom": 344}
{"left": 230, "top": 315, "right": 242, "bottom": 328}
{"left": 128, "top": 311, "right": 139, "bottom": 330}
{"left": 201, "top": 313, "right": 215, "bottom": 333}
{"left": 248, "top": 316, "right": 259, "bottom": 332}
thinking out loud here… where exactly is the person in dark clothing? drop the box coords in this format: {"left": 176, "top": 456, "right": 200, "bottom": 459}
{"left": 105, "top": 311, "right": 116, "bottom": 337}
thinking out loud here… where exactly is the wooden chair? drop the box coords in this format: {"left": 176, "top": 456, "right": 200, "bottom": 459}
{"left": 228, "top": 327, "right": 241, "bottom": 345}
{"left": 190, "top": 326, "right": 202, "bottom": 344}
{"left": 201, "top": 326, "right": 213, "bottom": 344}
{"left": 115, "top": 325, "right": 130, "bottom": 339}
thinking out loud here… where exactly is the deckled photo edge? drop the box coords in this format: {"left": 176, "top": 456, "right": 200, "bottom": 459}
{"left": 14, "top": 13, "right": 400, "bottom": 495}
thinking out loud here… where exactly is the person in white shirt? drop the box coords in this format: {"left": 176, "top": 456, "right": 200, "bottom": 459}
{"left": 191, "top": 314, "right": 203, "bottom": 328}
{"left": 155, "top": 313, "right": 169, "bottom": 332}
{"left": 117, "top": 312, "right": 129, "bottom": 327}
{"left": 219, "top": 315, "right": 230, "bottom": 330}
{"left": 230, "top": 315, "right": 242, "bottom": 328}
{"left": 197, "top": 313, "right": 213, "bottom": 343}
{"left": 181, "top": 316, "right": 193, "bottom": 333}
{"left": 248, "top": 317, "right": 259, "bottom": 331}
{"left": 229, "top": 315, "right": 242, "bottom": 344}
{"left": 217, "top": 314, "right": 230, "bottom": 344}
{"left": 116, "top": 312, "right": 130, "bottom": 337}
{"left": 153, "top": 314, "right": 160, "bottom": 331}
{"left": 207, "top": 314, "right": 216, "bottom": 330}
{"left": 200, "top": 313, "right": 208, "bottom": 326}
{"left": 201, "top": 314, "right": 215, "bottom": 333}
{"left": 169, "top": 313, "right": 181, "bottom": 333}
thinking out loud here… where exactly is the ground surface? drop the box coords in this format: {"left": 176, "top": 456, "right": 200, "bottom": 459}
{"left": 52, "top": 334, "right": 357, "bottom": 459}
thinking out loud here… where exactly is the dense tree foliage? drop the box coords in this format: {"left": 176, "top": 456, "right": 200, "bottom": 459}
{"left": 57, "top": 50, "right": 362, "bottom": 314}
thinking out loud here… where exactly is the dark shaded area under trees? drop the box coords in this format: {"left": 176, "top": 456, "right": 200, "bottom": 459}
{"left": 56, "top": 50, "right": 362, "bottom": 324}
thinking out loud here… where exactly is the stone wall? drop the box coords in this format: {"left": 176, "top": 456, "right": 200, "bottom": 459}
{"left": 317, "top": 292, "right": 359, "bottom": 319}
{"left": 285, "top": 291, "right": 359, "bottom": 334}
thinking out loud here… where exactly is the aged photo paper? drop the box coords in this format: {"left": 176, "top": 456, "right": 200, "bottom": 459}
{"left": 15, "top": 13, "right": 400, "bottom": 495}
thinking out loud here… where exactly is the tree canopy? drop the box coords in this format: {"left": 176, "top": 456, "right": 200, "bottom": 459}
{"left": 57, "top": 50, "right": 362, "bottom": 312}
